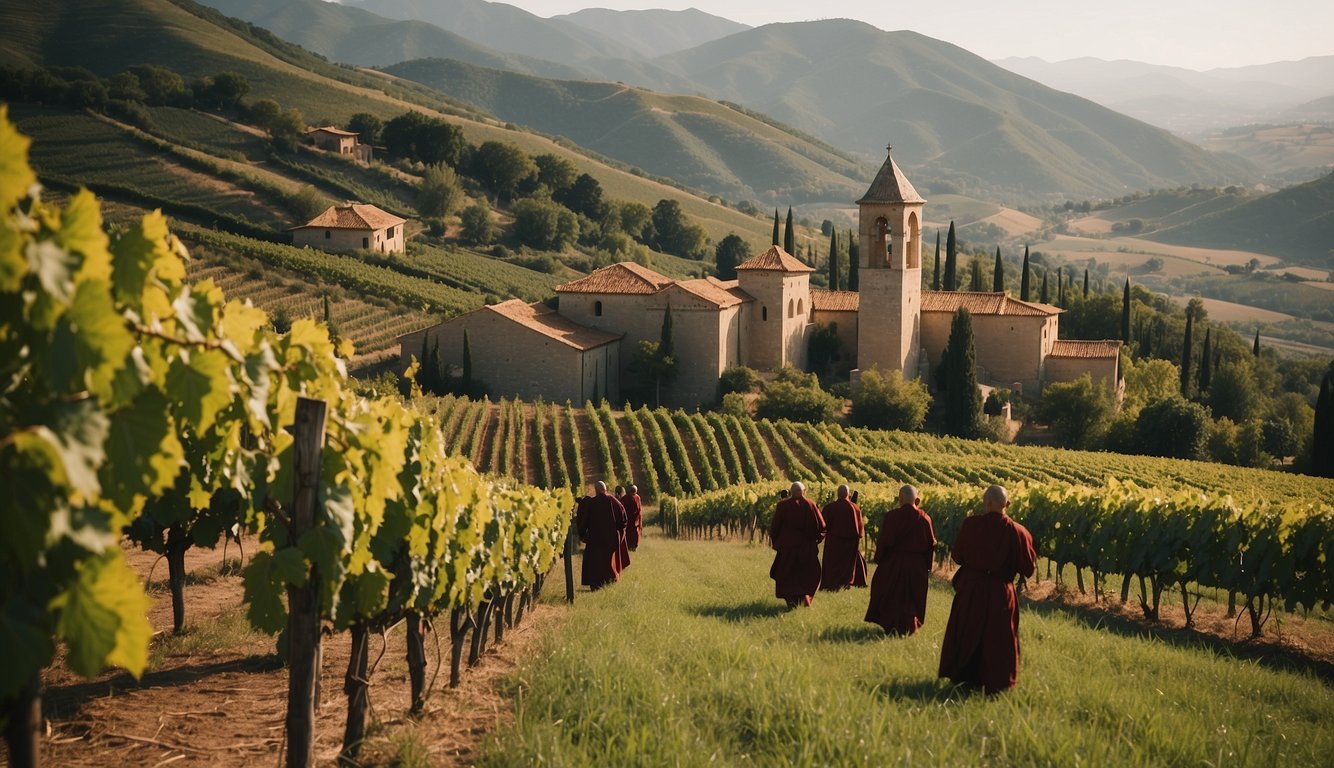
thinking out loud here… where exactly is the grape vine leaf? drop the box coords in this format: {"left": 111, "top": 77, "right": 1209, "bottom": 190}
{"left": 165, "top": 349, "right": 233, "bottom": 434}
{"left": 54, "top": 551, "right": 151, "bottom": 679}
{"left": 40, "top": 399, "right": 110, "bottom": 499}
{"left": 0, "top": 105, "right": 35, "bottom": 211}
{"left": 242, "top": 551, "right": 288, "bottom": 635}
{"left": 101, "top": 388, "right": 184, "bottom": 511}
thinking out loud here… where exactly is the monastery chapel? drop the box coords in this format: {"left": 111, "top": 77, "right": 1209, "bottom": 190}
{"left": 399, "top": 148, "right": 1122, "bottom": 407}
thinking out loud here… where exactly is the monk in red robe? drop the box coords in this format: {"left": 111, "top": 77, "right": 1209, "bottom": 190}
{"left": 577, "top": 481, "right": 627, "bottom": 591}
{"left": 769, "top": 482, "right": 826, "bottom": 607}
{"left": 864, "top": 485, "right": 936, "bottom": 635}
{"left": 613, "top": 485, "right": 631, "bottom": 569}
{"left": 621, "top": 484, "right": 643, "bottom": 551}
{"left": 820, "top": 485, "right": 867, "bottom": 590}
{"left": 938, "top": 485, "right": 1037, "bottom": 694}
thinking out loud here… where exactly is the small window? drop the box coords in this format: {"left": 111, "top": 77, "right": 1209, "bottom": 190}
{"left": 386, "top": 226, "right": 395, "bottom": 239}
{"left": 787, "top": 299, "right": 794, "bottom": 318}
{"left": 324, "top": 230, "right": 331, "bottom": 239}
{"left": 594, "top": 301, "right": 603, "bottom": 317}
{"left": 797, "top": 298, "right": 804, "bottom": 316}
{"left": 362, "top": 237, "right": 369, "bottom": 248}
{"left": 762, "top": 306, "right": 768, "bottom": 321}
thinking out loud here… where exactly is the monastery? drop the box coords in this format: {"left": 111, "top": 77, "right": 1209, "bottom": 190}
{"left": 399, "top": 148, "right": 1121, "bottom": 406}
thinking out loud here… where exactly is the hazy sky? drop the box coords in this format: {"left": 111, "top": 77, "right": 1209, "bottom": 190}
{"left": 502, "top": 0, "right": 1334, "bottom": 70}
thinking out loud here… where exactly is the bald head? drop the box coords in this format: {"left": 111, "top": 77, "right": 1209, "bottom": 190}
{"left": 630, "top": 484, "right": 638, "bottom": 494}
{"left": 899, "top": 485, "right": 919, "bottom": 507}
{"left": 790, "top": 482, "right": 805, "bottom": 499}
{"left": 983, "top": 484, "right": 1009, "bottom": 513}
{"left": 595, "top": 480, "right": 608, "bottom": 495}
{"left": 837, "top": 484, "right": 850, "bottom": 499}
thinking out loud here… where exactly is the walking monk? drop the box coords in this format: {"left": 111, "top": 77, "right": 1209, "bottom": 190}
{"left": 621, "top": 484, "right": 643, "bottom": 551}
{"left": 938, "top": 485, "right": 1037, "bottom": 694}
{"left": 577, "top": 481, "right": 628, "bottom": 591}
{"left": 820, "top": 485, "right": 867, "bottom": 590}
{"left": 864, "top": 485, "right": 936, "bottom": 635}
{"left": 769, "top": 482, "right": 826, "bottom": 607}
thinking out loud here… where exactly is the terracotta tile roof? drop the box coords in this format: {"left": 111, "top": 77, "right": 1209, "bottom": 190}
{"left": 735, "top": 245, "right": 815, "bottom": 273}
{"left": 673, "top": 279, "right": 750, "bottom": 308}
{"left": 858, "top": 147, "right": 925, "bottom": 205}
{"left": 307, "top": 126, "right": 358, "bottom": 137}
{"left": 291, "top": 203, "right": 406, "bottom": 231}
{"left": 486, "top": 299, "right": 621, "bottom": 351}
{"left": 1049, "top": 339, "right": 1123, "bottom": 359}
{"left": 811, "top": 289, "right": 860, "bottom": 312}
{"left": 555, "top": 262, "right": 674, "bottom": 294}
{"left": 706, "top": 277, "right": 740, "bottom": 290}
{"left": 920, "top": 291, "right": 1060, "bottom": 317}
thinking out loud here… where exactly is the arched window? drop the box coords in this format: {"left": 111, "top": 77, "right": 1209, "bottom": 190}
{"left": 762, "top": 306, "right": 768, "bottom": 321}
{"left": 906, "top": 211, "right": 921, "bottom": 269}
{"left": 797, "top": 298, "right": 805, "bottom": 316}
{"left": 594, "top": 300, "right": 603, "bottom": 317}
{"left": 788, "top": 299, "right": 795, "bottom": 318}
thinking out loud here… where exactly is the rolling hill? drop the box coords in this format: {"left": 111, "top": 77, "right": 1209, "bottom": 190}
{"left": 382, "top": 57, "right": 872, "bottom": 205}
{"left": 553, "top": 7, "right": 749, "bottom": 59}
{"left": 654, "top": 20, "right": 1257, "bottom": 202}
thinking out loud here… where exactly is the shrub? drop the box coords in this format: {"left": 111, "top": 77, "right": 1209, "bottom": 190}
{"left": 755, "top": 370, "right": 839, "bottom": 424}
{"left": 849, "top": 369, "right": 929, "bottom": 431}
{"left": 1133, "top": 396, "right": 1209, "bottom": 460}
{"left": 719, "top": 366, "right": 760, "bottom": 397}
{"left": 1034, "top": 374, "right": 1114, "bottom": 449}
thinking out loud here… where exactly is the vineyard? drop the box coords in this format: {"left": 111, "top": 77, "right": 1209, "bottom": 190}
{"left": 423, "top": 395, "right": 1334, "bottom": 506}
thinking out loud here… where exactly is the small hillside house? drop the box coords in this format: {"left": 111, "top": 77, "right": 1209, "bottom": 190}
{"left": 290, "top": 203, "right": 406, "bottom": 254}
{"left": 306, "top": 126, "right": 372, "bottom": 162}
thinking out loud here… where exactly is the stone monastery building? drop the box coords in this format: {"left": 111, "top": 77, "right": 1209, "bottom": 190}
{"left": 400, "top": 149, "right": 1121, "bottom": 406}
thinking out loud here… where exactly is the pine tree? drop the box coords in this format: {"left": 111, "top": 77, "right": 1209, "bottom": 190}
{"left": 942, "top": 308, "right": 983, "bottom": 438}
{"left": 1198, "top": 327, "right": 1213, "bottom": 392}
{"left": 992, "top": 247, "right": 1004, "bottom": 292}
{"left": 932, "top": 232, "right": 941, "bottom": 290}
{"left": 1020, "top": 246, "right": 1031, "bottom": 301}
{"left": 828, "top": 230, "right": 840, "bottom": 290}
{"left": 1083, "top": 268, "right": 1089, "bottom": 298}
{"left": 1121, "top": 279, "right": 1132, "bottom": 345}
{"left": 943, "top": 221, "right": 957, "bottom": 291}
{"left": 847, "top": 230, "right": 859, "bottom": 291}
{"left": 783, "top": 207, "right": 795, "bottom": 255}
{"left": 1040, "top": 270, "right": 1049, "bottom": 303}
{"left": 462, "top": 329, "right": 473, "bottom": 395}
{"left": 772, "top": 209, "right": 780, "bottom": 246}
{"left": 1180, "top": 311, "right": 1193, "bottom": 396}
{"left": 1313, "top": 367, "right": 1334, "bottom": 477}
{"left": 1253, "top": 328, "right": 1261, "bottom": 356}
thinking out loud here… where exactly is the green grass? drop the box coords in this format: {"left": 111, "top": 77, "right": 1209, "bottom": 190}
{"left": 150, "top": 605, "right": 269, "bottom": 667}
{"left": 488, "top": 535, "right": 1333, "bottom": 766}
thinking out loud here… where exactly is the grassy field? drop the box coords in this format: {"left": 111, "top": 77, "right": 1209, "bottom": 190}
{"left": 488, "top": 534, "right": 1334, "bottom": 766}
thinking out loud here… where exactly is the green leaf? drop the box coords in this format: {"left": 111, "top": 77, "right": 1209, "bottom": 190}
{"left": 26, "top": 236, "right": 79, "bottom": 305}
{"left": 165, "top": 349, "right": 233, "bottom": 434}
{"left": 66, "top": 279, "right": 135, "bottom": 402}
{"left": 38, "top": 399, "right": 109, "bottom": 499}
{"left": 242, "top": 551, "right": 287, "bottom": 635}
{"left": 60, "top": 189, "right": 112, "bottom": 283}
{"left": 55, "top": 550, "right": 151, "bottom": 679}
{"left": 0, "top": 218, "right": 23, "bottom": 293}
{"left": 101, "top": 389, "right": 183, "bottom": 511}
{"left": 271, "top": 547, "right": 308, "bottom": 588}
{"left": 0, "top": 433, "right": 62, "bottom": 571}
{"left": 172, "top": 281, "right": 221, "bottom": 342}
{"left": 353, "top": 568, "right": 391, "bottom": 618}
{"left": 0, "top": 105, "right": 36, "bottom": 211}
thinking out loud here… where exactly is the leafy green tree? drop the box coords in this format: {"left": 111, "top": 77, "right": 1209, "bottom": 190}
{"left": 651, "top": 199, "right": 707, "bottom": 259}
{"left": 755, "top": 368, "right": 839, "bottom": 423}
{"left": 827, "top": 230, "right": 840, "bottom": 290}
{"left": 554, "top": 173, "right": 607, "bottom": 220}
{"left": 806, "top": 323, "right": 841, "bottom": 376}
{"left": 532, "top": 154, "right": 578, "bottom": 194}
{"left": 619, "top": 201, "right": 653, "bottom": 242}
{"left": 1261, "top": 417, "right": 1299, "bottom": 460}
{"left": 512, "top": 197, "right": 579, "bottom": 251}
{"left": 248, "top": 98, "right": 281, "bottom": 129}
{"left": 204, "top": 71, "right": 248, "bottom": 110}
{"left": 417, "top": 164, "right": 463, "bottom": 220}
{"left": 847, "top": 230, "right": 859, "bottom": 290}
{"left": 1122, "top": 357, "right": 1180, "bottom": 413}
{"left": 943, "top": 221, "right": 957, "bottom": 291}
{"left": 130, "top": 64, "right": 187, "bottom": 105}
{"left": 470, "top": 141, "right": 536, "bottom": 202}
{"left": 460, "top": 200, "right": 496, "bottom": 245}
{"left": 783, "top": 206, "right": 795, "bottom": 255}
{"left": 347, "top": 112, "right": 383, "bottom": 145}
{"left": 1035, "top": 374, "right": 1114, "bottom": 448}
{"left": 1134, "top": 396, "right": 1209, "bottom": 459}
{"left": 1209, "top": 358, "right": 1262, "bottom": 423}
{"left": 715, "top": 234, "right": 747, "bottom": 281}
{"left": 993, "top": 247, "right": 1004, "bottom": 292}
{"left": 267, "top": 107, "right": 306, "bottom": 154}
{"left": 850, "top": 368, "right": 929, "bottom": 431}
{"left": 939, "top": 308, "right": 982, "bottom": 438}
{"left": 383, "top": 111, "right": 464, "bottom": 167}
{"left": 1020, "top": 246, "right": 1031, "bottom": 301}
{"left": 931, "top": 232, "right": 941, "bottom": 290}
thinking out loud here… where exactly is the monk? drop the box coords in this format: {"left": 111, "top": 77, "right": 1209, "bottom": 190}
{"left": 769, "top": 482, "right": 826, "bottom": 608}
{"left": 577, "top": 481, "right": 628, "bottom": 591}
{"left": 820, "top": 485, "right": 867, "bottom": 590}
{"left": 938, "top": 485, "right": 1037, "bottom": 694}
{"left": 864, "top": 485, "right": 936, "bottom": 635}
{"left": 613, "top": 485, "right": 631, "bottom": 569}
{"left": 621, "top": 484, "right": 643, "bottom": 551}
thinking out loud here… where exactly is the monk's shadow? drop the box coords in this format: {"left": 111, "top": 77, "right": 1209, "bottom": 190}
{"left": 860, "top": 677, "right": 968, "bottom": 704}
{"left": 691, "top": 600, "right": 789, "bottom": 622}
{"left": 817, "top": 624, "right": 887, "bottom": 644}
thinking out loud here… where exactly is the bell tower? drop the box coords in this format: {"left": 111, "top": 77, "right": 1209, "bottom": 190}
{"left": 856, "top": 144, "right": 924, "bottom": 379}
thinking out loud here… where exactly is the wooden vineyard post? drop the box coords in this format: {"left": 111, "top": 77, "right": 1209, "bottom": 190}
{"left": 564, "top": 520, "right": 576, "bottom": 604}
{"left": 285, "top": 397, "right": 327, "bottom": 768}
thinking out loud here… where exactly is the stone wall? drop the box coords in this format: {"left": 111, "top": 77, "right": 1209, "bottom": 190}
{"left": 293, "top": 225, "right": 403, "bottom": 254}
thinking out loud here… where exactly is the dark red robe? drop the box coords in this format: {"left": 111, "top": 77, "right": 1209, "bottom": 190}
{"left": 769, "top": 496, "right": 826, "bottom": 604}
{"left": 577, "top": 493, "right": 627, "bottom": 590}
{"left": 938, "top": 511, "right": 1037, "bottom": 693}
{"left": 621, "top": 492, "right": 643, "bottom": 550}
{"left": 820, "top": 498, "right": 867, "bottom": 590}
{"left": 864, "top": 503, "right": 936, "bottom": 635}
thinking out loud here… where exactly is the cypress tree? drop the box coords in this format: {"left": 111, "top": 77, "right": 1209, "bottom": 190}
{"left": 1082, "top": 268, "right": 1089, "bottom": 298}
{"left": 417, "top": 334, "right": 430, "bottom": 393}
{"left": 772, "top": 209, "right": 780, "bottom": 246}
{"left": 1057, "top": 269, "right": 1065, "bottom": 307}
{"left": 969, "top": 259, "right": 983, "bottom": 291}
{"left": 942, "top": 308, "right": 983, "bottom": 438}
{"left": 660, "top": 303, "right": 674, "bottom": 359}
{"left": 932, "top": 232, "right": 941, "bottom": 290}
{"left": 847, "top": 230, "right": 859, "bottom": 291}
{"left": 427, "top": 337, "right": 443, "bottom": 396}
{"left": 1198, "top": 327, "right": 1213, "bottom": 392}
{"left": 783, "top": 206, "right": 795, "bottom": 255}
{"left": 993, "top": 246, "right": 1004, "bottom": 292}
{"left": 1253, "top": 328, "right": 1261, "bottom": 356}
{"left": 1180, "top": 312, "right": 1193, "bottom": 396}
{"left": 828, "top": 230, "right": 840, "bottom": 290}
{"left": 1020, "top": 246, "right": 1031, "bottom": 301}
{"left": 462, "top": 329, "right": 473, "bottom": 395}
{"left": 1121, "top": 279, "right": 1132, "bottom": 345}
{"left": 943, "top": 221, "right": 957, "bottom": 291}
{"left": 1313, "top": 367, "right": 1334, "bottom": 477}
{"left": 1040, "top": 270, "right": 1049, "bottom": 303}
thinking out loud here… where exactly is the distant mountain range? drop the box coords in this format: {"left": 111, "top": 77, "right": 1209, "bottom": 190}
{"left": 553, "top": 7, "right": 750, "bottom": 59}
{"left": 995, "top": 55, "right": 1334, "bottom": 135}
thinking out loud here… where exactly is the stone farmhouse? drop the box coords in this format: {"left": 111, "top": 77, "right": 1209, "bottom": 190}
{"left": 291, "top": 203, "right": 406, "bottom": 254}
{"left": 399, "top": 148, "right": 1121, "bottom": 406}
{"left": 306, "top": 126, "right": 372, "bottom": 162}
